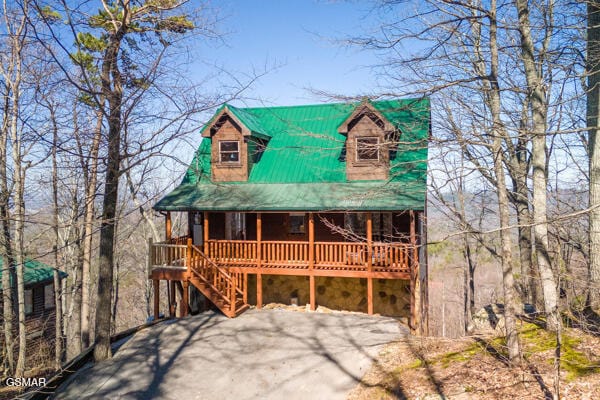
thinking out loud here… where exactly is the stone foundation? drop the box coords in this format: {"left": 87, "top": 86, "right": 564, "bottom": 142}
{"left": 246, "top": 274, "right": 409, "bottom": 318}
{"left": 263, "top": 275, "right": 310, "bottom": 305}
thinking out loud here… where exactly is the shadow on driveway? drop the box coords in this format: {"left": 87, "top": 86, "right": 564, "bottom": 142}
{"left": 55, "top": 309, "right": 406, "bottom": 400}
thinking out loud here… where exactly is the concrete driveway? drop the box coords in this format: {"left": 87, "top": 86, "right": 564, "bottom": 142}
{"left": 55, "top": 309, "right": 405, "bottom": 400}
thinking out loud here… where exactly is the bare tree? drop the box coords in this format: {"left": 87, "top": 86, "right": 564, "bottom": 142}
{"left": 588, "top": 0, "right": 600, "bottom": 311}
{"left": 0, "top": 0, "right": 30, "bottom": 377}
{"left": 513, "top": 0, "right": 559, "bottom": 332}
{"left": 32, "top": 0, "right": 261, "bottom": 361}
{"left": 0, "top": 36, "right": 15, "bottom": 379}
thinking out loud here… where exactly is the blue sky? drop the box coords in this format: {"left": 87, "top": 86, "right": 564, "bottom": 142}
{"left": 192, "top": 0, "right": 382, "bottom": 106}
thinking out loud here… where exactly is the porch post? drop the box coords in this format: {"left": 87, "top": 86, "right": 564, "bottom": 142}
{"left": 203, "top": 211, "right": 209, "bottom": 255}
{"left": 366, "top": 212, "right": 373, "bottom": 315}
{"left": 153, "top": 279, "right": 160, "bottom": 320}
{"left": 165, "top": 211, "right": 172, "bottom": 241}
{"left": 181, "top": 280, "right": 189, "bottom": 317}
{"left": 256, "top": 213, "right": 263, "bottom": 309}
{"left": 308, "top": 212, "right": 315, "bottom": 311}
{"left": 243, "top": 273, "right": 248, "bottom": 304}
{"left": 147, "top": 237, "right": 153, "bottom": 278}
{"left": 410, "top": 209, "right": 420, "bottom": 335}
{"left": 186, "top": 238, "right": 192, "bottom": 279}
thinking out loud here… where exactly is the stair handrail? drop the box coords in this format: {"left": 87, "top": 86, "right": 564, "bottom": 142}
{"left": 191, "top": 244, "right": 244, "bottom": 298}
{"left": 190, "top": 244, "right": 234, "bottom": 280}
{"left": 188, "top": 244, "right": 245, "bottom": 307}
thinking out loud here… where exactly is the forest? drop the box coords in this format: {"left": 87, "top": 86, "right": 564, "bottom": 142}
{"left": 0, "top": 0, "right": 599, "bottom": 399}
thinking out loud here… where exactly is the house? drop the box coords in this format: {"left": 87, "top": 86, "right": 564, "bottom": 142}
{"left": 0, "top": 259, "right": 66, "bottom": 362}
{"left": 150, "top": 98, "right": 430, "bottom": 334}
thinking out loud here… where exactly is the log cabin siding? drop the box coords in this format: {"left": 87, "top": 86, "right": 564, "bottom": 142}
{"left": 0, "top": 280, "right": 58, "bottom": 361}
{"left": 314, "top": 213, "right": 345, "bottom": 242}
{"left": 211, "top": 116, "right": 249, "bottom": 182}
{"left": 346, "top": 115, "right": 389, "bottom": 181}
{"left": 208, "top": 212, "right": 226, "bottom": 239}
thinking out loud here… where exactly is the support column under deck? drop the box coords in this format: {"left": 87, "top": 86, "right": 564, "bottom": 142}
{"left": 153, "top": 279, "right": 160, "bottom": 320}
{"left": 366, "top": 212, "right": 373, "bottom": 315}
{"left": 169, "top": 280, "right": 176, "bottom": 318}
{"left": 181, "top": 280, "right": 189, "bottom": 317}
{"left": 410, "top": 209, "right": 420, "bottom": 335}
{"left": 256, "top": 213, "right": 263, "bottom": 309}
{"left": 309, "top": 213, "right": 315, "bottom": 311}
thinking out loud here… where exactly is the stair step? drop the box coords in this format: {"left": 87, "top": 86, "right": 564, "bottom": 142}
{"left": 187, "top": 255, "right": 249, "bottom": 318}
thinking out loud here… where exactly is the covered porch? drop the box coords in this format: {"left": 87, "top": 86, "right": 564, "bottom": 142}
{"left": 148, "top": 210, "right": 425, "bottom": 333}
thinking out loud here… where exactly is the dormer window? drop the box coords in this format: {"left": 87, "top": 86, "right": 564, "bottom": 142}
{"left": 356, "top": 137, "right": 380, "bottom": 161}
{"left": 219, "top": 141, "right": 240, "bottom": 163}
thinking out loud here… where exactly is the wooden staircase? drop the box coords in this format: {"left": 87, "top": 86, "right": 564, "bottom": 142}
{"left": 187, "top": 244, "right": 249, "bottom": 318}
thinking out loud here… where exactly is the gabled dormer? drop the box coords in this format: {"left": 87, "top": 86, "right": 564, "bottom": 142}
{"left": 338, "top": 100, "right": 397, "bottom": 181}
{"left": 201, "top": 105, "right": 269, "bottom": 182}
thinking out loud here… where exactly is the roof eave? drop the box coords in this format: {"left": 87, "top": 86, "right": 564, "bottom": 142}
{"left": 201, "top": 106, "right": 271, "bottom": 140}
{"left": 201, "top": 106, "right": 252, "bottom": 138}
{"left": 337, "top": 100, "right": 395, "bottom": 135}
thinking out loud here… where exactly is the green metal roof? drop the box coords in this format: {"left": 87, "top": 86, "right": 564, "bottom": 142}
{"left": 156, "top": 98, "right": 429, "bottom": 211}
{"left": 155, "top": 182, "right": 425, "bottom": 212}
{"left": 0, "top": 258, "right": 66, "bottom": 289}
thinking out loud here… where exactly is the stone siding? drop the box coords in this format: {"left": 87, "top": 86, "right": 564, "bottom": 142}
{"left": 246, "top": 274, "right": 409, "bottom": 318}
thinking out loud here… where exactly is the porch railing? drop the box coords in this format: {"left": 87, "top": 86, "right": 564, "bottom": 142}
{"left": 149, "top": 241, "right": 187, "bottom": 270}
{"left": 204, "top": 239, "right": 411, "bottom": 273}
{"left": 149, "top": 238, "right": 412, "bottom": 275}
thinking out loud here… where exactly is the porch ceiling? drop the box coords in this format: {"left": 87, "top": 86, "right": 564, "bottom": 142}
{"left": 153, "top": 181, "right": 425, "bottom": 212}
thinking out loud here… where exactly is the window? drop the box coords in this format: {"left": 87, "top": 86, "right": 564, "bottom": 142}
{"left": 288, "top": 213, "right": 305, "bottom": 234}
{"left": 25, "top": 289, "right": 33, "bottom": 315}
{"left": 219, "top": 141, "right": 240, "bottom": 163}
{"left": 44, "top": 284, "right": 55, "bottom": 309}
{"left": 344, "top": 212, "right": 393, "bottom": 242}
{"left": 356, "top": 137, "right": 380, "bottom": 161}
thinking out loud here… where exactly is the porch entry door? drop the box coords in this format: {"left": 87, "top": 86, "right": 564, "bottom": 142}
{"left": 225, "top": 212, "right": 246, "bottom": 240}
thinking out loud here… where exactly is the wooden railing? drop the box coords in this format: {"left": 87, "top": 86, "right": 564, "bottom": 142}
{"left": 371, "top": 243, "right": 410, "bottom": 271}
{"left": 315, "top": 242, "right": 366, "bottom": 270}
{"left": 149, "top": 238, "right": 411, "bottom": 276}
{"left": 169, "top": 235, "right": 190, "bottom": 245}
{"left": 262, "top": 241, "right": 309, "bottom": 267}
{"left": 202, "top": 239, "right": 411, "bottom": 273}
{"left": 188, "top": 244, "right": 244, "bottom": 315}
{"left": 207, "top": 240, "right": 257, "bottom": 265}
{"left": 150, "top": 240, "right": 187, "bottom": 269}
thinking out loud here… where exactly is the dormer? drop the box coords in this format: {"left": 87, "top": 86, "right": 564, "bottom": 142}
{"left": 201, "top": 105, "right": 269, "bottom": 182}
{"left": 338, "top": 100, "right": 396, "bottom": 181}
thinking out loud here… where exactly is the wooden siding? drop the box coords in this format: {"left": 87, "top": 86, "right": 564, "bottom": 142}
{"left": 209, "top": 212, "right": 226, "bottom": 239}
{"left": 346, "top": 114, "right": 389, "bottom": 181}
{"left": 314, "top": 213, "right": 346, "bottom": 241}
{"left": 211, "top": 116, "right": 249, "bottom": 182}
{"left": 0, "top": 280, "right": 58, "bottom": 362}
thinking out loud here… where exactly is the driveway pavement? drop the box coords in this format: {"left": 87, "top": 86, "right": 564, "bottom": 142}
{"left": 55, "top": 309, "right": 405, "bottom": 400}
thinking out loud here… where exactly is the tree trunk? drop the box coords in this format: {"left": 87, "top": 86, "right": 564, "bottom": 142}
{"left": 489, "top": 0, "right": 521, "bottom": 364}
{"left": 65, "top": 195, "right": 82, "bottom": 360}
{"left": 514, "top": 0, "right": 559, "bottom": 331}
{"left": 81, "top": 108, "right": 102, "bottom": 349}
{"left": 588, "top": 0, "right": 600, "bottom": 311}
{"left": 511, "top": 143, "right": 536, "bottom": 307}
{"left": 51, "top": 106, "right": 64, "bottom": 368}
{"left": 0, "top": 81, "right": 14, "bottom": 374}
{"left": 94, "top": 35, "right": 124, "bottom": 361}
{"left": 12, "top": 89, "right": 26, "bottom": 379}
{"left": 463, "top": 236, "right": 475, "bottom": 333}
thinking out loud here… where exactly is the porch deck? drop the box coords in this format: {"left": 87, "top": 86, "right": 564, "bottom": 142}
{"left": 149, "top": 239, "right": 411, "bottom": 280}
